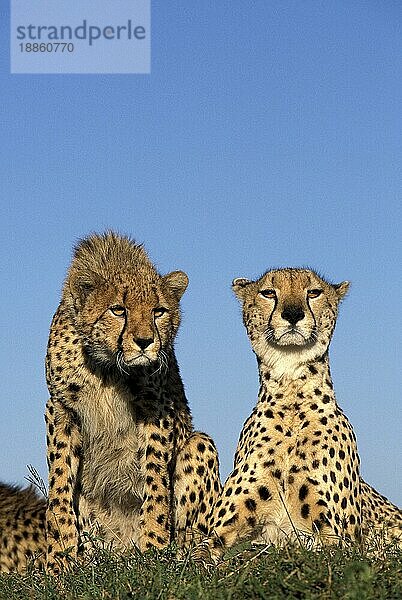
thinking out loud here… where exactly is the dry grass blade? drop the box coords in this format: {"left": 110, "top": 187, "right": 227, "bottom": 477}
{"left": 25, "top": 464, "right": 48, "bottom": 498}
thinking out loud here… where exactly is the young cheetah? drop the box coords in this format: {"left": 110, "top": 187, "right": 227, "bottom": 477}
{"left": 202, "top": 268, "right": 401, "bottom": 559}
{"left": 43, "top": 232, "right": 221, "bottom": 571}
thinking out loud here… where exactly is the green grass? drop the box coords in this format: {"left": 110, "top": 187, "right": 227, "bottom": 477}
{"left": 0, "top": 543, "right": 401, "bottom": 600}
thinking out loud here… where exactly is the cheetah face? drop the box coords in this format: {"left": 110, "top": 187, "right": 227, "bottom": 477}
{"left": 68, "top": 270, "right": 188, "bottom": 374}
{"left": 233, "top": 269, "right": 349, "bottom": 373}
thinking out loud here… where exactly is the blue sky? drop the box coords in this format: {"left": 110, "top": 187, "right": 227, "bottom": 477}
{"left": 1, "top": 2, "right": 401, "bottom": 505}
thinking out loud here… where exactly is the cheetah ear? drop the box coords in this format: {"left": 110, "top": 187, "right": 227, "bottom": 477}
{"left": 162, "top": 271, "right": 189, "bottom": 301}
{"left": 232, "top": 277, "right": 254, "bottom": 301}
{"left": 333, "top": 281, "right": 350, "bottom": 300}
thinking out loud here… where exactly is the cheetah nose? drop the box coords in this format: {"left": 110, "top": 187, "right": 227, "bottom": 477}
{"left": 281, "top": 305, "right": 305, "bottom": 326}
{"left": 135, "top": 337, "right": 154, "bottom": 351}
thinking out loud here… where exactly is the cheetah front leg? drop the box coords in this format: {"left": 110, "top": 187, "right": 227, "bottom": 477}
{"left": 194, "top": 468, "right": 272, "bottom": 562}
{"left": 45, "top": 397, "right": 82, "bottom": 573}
{"left": 138, "top": 423, "right": 175, "bottom": 551}
{"left": 174, "top": 432, "right": 222, "bottom": 547}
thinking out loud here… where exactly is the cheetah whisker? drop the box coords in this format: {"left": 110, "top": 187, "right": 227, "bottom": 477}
{"left": 116, "top": 352, "right": 131, "bottom": 377}
{"left": 152, "top": 349, "right": 169, "bottom": 376}
{"left": 160, "top": 349, "right": 169, "bottom": 373}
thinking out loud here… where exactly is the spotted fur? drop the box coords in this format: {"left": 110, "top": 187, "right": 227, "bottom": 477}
{"left": 43, "top": 232, "right": 221, "bottom": 571}
{"left": 201, "top": 268, "right": 401, "bottom": 559}
{"left": 0, "top": 484, "right": 46, "bottom": 572}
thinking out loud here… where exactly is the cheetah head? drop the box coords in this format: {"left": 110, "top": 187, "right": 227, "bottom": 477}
{"left": 232, "top": 268, "right": 349, "bottom": 376}
{"left": 64, "top": 232, "right": 188, "bottom": 374}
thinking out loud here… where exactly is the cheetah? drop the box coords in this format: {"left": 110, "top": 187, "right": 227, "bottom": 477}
{"left": 201, "top": 268, "right": 401, "bottom": 560}
{"left": 44, "top": 232, "right": 221, "bottom": 571}
{"left": 0, "top": 483, "right": 46, "bottom": 572}
{"left": 360, "top": 479, "right": 402, "bottom": 547}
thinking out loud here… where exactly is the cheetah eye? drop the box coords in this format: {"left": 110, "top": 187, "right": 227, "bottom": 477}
{"left": 307, "top": 289, "right": 323, "bottom": 299}
{"left": 260, "top": 289, "right": 276, "bottom": 299}
{"left": 153, "top": 307, "right": 167, "bottom": 318}
{"left": 110, "top": 305, "right": 126, "bottom": 317}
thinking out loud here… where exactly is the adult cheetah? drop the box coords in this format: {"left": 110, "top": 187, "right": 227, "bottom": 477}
{"left": 202, "top": 268, "right": 401, "bottom": 559}
{"left": 43, "top": 232, "right": 221, "bottom": 571}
